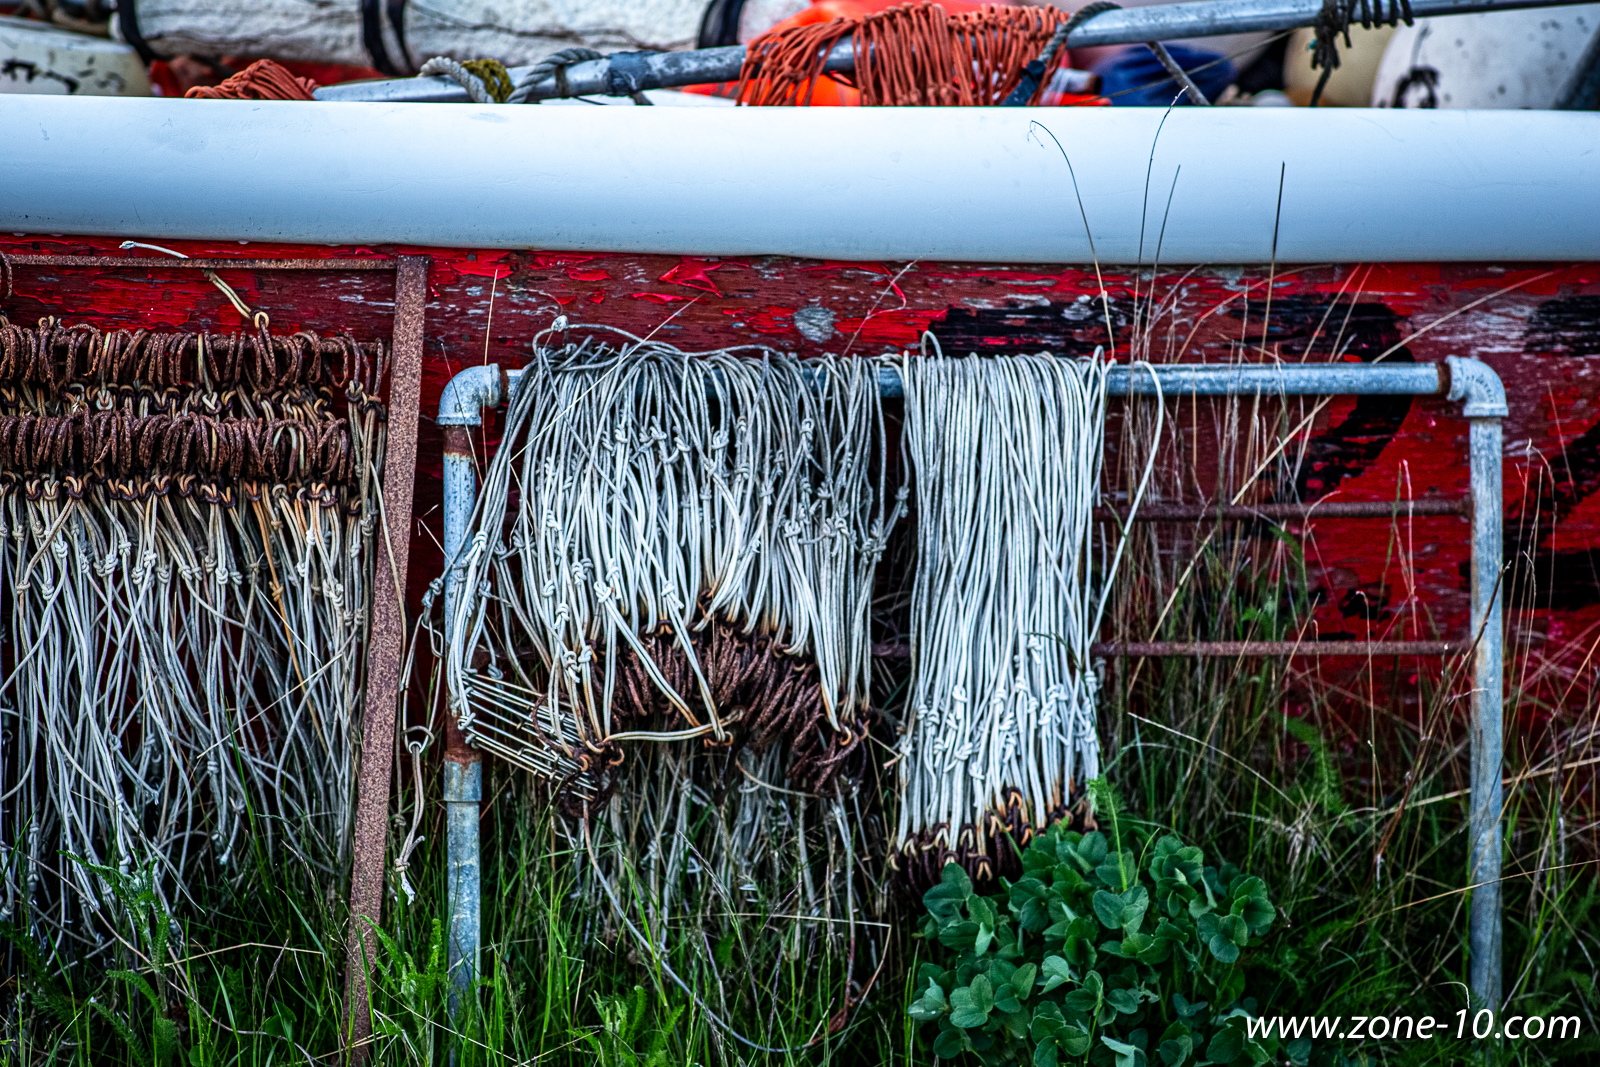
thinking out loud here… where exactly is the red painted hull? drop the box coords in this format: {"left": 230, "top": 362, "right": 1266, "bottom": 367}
{"left": 5, "top": 236, "right": 1597, "bottom": 722}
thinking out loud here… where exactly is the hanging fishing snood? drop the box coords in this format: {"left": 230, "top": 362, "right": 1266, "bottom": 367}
{"left": 0, "top": 318, "right": 389, "bottom": 948}
{"left": 895, "top": 352, "right": 1108, "bottom": 883}
{"left": 442, "top": 336, "right": 902, "bottom": 930}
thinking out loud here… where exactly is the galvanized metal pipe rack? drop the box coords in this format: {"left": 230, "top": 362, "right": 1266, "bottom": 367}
{"left": 437, "top": 356, "right": 1508, "bottom": 1016}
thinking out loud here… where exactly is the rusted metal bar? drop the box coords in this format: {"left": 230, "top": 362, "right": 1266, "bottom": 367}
{"left": 873, "top": 640, "right": 1458, "bottom": 658}
{"left": 344, "top": 255, "right": 429, "bottom": 1058}
{"left": 1090, "top": 640, "right": 1458, "bottom": 657}
{"left": 1096, "top": 499, "right": 1467, "bottom": 522}
{"left": 5, "top": 254, "right": 395, "bottom": 270}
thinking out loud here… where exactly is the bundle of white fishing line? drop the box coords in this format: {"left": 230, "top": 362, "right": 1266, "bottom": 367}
{"left": 0, "top": 320, "right": 389, "bottom": 949}
{"left": 895, "top": 350, "right": 1110, "bottom": 875}
{"left": 438, "top": 330, "right": 902, "bottom": 932}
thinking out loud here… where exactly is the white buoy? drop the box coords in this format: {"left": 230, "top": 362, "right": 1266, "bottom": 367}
{"left": 1372, "top": 4, "right": 1600, "bottom": 107}
{"left": 1, "top": 15, "right": 150, "bottom": 97}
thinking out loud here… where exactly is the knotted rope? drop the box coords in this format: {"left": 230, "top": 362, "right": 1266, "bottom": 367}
{"left": 185, "top": 59, "right": 319, "bottom": 100}
{"left": 418, "top": 56, "right": 514, "bottom": 103}
{"left": 433, "top": 329, "right": 903, "bottom": 959}
{"left": 894, "top": 348, "right": 1107, "bottom": 866}
{"left": 506, "top": 47, "right": 652, "bottom": 105}
{"left": 1309, "top": 0, "right": 1413, "bottom": 106}
{"left": 737, "top": 2, "right": 1071, "bottom": 106}
{"left": 0, "top": 319, "right": 389, "bottom": 950}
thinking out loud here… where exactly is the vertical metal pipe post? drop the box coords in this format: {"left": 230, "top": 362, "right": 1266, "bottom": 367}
{"left": 1103, "top": 356, "right": 1508, "bottom": 1010}
{"left": 437, "top": 366, "right": 505, "bottom": 1023}
{"left": 1449, "top": 357, "right": 1508, "bottom": 1012}
{"left": 1468, "top": 418, "right": 1504, "bottom": 1010}
{"left": 442, "top": 425, "right": 482, "bottom": 1025}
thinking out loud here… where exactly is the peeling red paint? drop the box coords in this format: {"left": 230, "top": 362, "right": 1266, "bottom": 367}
{"left": 723, "top": 306, "right": 797, "bottom": 335}
{"left": 455, "top": 261, "right": 514, "bottom": 280}
{"left": 659, "top": 259, "right": 726, "bottom": 295}
{"left": 4, "top": 235, "right": 1599, "bottom": 718}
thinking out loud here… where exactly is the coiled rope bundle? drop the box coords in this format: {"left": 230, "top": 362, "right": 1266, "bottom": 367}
{"left": 737, "top": 1, "right": 1070, "bottom": 106}
{"left": 0, "top": 317, "right": 389, "bottom": 950}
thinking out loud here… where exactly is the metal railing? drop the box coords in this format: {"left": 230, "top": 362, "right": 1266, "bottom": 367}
{"left": 436, "top": 356, "right": 1509, "bottom": 1016}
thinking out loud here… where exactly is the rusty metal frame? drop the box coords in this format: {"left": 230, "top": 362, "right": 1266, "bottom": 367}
{"left": 1096, "top": 499, "right": 1466, "bottom": 522}
{"left": 5, "top": 254, "right": 394, "bottom": 271}
{"left": 5, "top": 249, "right": 425, "bottom": 1059}
{"left": 344, "top": 256, "right": 428, "bottom": 1055}
{"left": 1090, "top": 640, "right": 1457, "bottom": 657}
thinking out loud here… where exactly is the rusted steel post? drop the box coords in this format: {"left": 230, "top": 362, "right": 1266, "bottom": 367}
{"left": 344, "top": 255, "right": 429, "bottom": 1056}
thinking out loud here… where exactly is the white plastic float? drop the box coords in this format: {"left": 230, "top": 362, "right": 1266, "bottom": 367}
{"left": 0, "top": 14, "right": 150, "bottom": 96}
{"left": 1374, "top": 3, "right": 1600, "bottom": 107}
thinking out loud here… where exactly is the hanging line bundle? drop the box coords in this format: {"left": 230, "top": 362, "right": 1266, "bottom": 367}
{"left": 1308, "top": 0, "right": 1413, "bottom": 106}
{"left": 436, "top": 329, "right": 903, "bottom": 943}
{"left": 893, "top": 349, "right": 1110, "bottom": 885}
{"left": 736, "top": 2, "right": 1070, "bottom": 106}
{"left": 0, "top": 318, "right": 389, "bottom": 951}
{"left": 442, "top": 332, "right": 902, "bottom": 800}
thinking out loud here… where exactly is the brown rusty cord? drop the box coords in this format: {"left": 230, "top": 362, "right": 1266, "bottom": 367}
{"left": 0, "top": 321, "right": 382, "bottom": 395}
{"left": 0, "top": 322, "right": 384, "bottom": 505}
{"left": 607, "top": 619, "right": 865, "bottom": 801}
{"left": 895, "top": 787, "right": 1088, "bottom": 894}
{"left": 0, "top": 414, "right": 357, "bottom": 488}
{"left": 1, "top": 313, "right": 391, "bottom": 954}
{"left": 185, "top": 59, "right": 320, "bottom": 101}
{"left": 737, "top": 2, "right": 1069, "bottom": 106}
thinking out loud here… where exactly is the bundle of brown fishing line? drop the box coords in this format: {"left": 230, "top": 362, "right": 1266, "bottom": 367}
{"left": 736, "top": 1, "right": 1069, "bottom": 106}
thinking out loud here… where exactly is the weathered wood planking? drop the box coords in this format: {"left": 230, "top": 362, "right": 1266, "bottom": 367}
{"left": 4, "top": 237, "right": 1597, "bottom": 721}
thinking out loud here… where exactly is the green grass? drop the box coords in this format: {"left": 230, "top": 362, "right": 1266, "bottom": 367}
{"left": 1077, "top": 388, "right": 1600, "bottom": 1065}
{"left": 2, "top": 766, "right": 907, "bottom": 1066}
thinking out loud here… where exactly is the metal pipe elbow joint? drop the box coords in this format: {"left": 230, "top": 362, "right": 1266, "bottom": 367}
{"left": 437, "top": 364, "right": 507, "bottom": 427}
{"left": 1445, "top": 356, "right": 1508, "bottom": 419}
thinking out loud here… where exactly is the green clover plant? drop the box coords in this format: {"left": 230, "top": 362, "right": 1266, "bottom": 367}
{"left": 910, "top": 810, "right": 1295, "bottom": 1067}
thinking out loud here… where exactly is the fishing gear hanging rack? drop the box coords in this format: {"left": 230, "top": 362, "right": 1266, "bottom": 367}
{"left": 0, "top": 250, "right": 428, "bottom": 1052}
{"left": 434, "top": 349, "right": 1510, "bottom": 1016}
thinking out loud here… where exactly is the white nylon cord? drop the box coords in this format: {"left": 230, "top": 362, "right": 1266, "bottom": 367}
{"left": 434, "top": 330, "right": 903, "bottom": 939}
{"left": 0, "top": 323, "right": 388, "bottom": 951}
{"left": 895, "top": 348, "right": 1110, "bottom": 855}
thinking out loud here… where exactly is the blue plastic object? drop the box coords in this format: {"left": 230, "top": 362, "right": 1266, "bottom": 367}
{"left": 1092, "top": 43, "right": 1235, "bottom": 105}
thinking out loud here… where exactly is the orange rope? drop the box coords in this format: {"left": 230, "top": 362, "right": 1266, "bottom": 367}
{"left": 185, "top": 60, "right": 319, "bottom": 101}
{"left": 737, "top": 2, "right": 1068, "bottom": 106}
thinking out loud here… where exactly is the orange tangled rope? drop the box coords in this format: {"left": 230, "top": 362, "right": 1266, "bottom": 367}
{"left": 737, "top": 2, "right": 1067, "bottom": 106}
{"left": 185, "top": 59, "right": 319, "bottom": 101}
